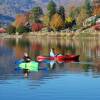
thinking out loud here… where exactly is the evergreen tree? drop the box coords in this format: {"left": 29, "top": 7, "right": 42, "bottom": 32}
{"left": 47, "top": 0, "right": 57, "bottom": 20}
{"left": 31, "top": 6, "right": 43, "bottom": 23}
{"left": 69, "top": 7, "right": 80, "bottom": 19}
{"left": 58, "top": 6, "right": 65, "bottom": 21}
{"left": 85, "top": 0, "right": 93, "bottom": 17}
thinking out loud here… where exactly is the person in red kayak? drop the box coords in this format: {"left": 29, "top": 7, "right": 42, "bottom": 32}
{"left": 50, "top": 48, "right": 55, "bottom": 57}
{"left": 50, "top": 48, "right": 62, "bottom": 62}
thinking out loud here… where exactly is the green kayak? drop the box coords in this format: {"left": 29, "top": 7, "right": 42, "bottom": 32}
{"left": 19, "top": 61, "right": 39, "bottom": 72}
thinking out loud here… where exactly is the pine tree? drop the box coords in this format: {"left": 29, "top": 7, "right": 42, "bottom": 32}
{"left": 31, "top": 6, "right": 43, "bottom": 23}
{"left": 85, "top": 0, "right": 93, "bottom": 17}
{"left": 58, "top": 6, "right": 65, "bottom": 21}
{"left": 47, "top": 0, "right": 57, "bottom": 21}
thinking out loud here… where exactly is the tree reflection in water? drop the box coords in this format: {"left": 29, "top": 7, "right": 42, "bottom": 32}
{"left": 0, "top": 37, "right": 100, "bottom": 78}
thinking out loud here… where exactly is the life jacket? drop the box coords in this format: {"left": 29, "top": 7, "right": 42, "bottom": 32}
{"left": 23, "top": 56, "right": 31, "bottom": 62}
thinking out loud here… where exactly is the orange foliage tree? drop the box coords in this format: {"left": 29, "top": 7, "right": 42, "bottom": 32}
{"left": 42, "top": 15, "right": 49, "bottom": 26}
{"left": 13, "top": 13, "right": 30, "bottom": 28}
{"left": 93, "top": 7, "right": 100, "bottom": 16}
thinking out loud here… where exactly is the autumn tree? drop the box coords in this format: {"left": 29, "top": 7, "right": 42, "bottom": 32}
{"left": 93, "top": 0, "right": 100, "bottom": 16}
{"left": 76, "top": 7, "right": 89, "bottom": 27}
{"left": 69, "top": 6, "right": 80, "bottom": 19}
{"left": 93, "top": 7, "right": 100, "bottom": 16}
{"left": 65, "top": 16, "right": 76, "bottom": 29}
{"left": 47, "top": 0, "right": 57, "bottom": 21}
{"left": 14, "top": 14, "right": 29, "bottom": 28}
{"left": 50, "top": 13, "right": 64, "bottom": 31}
{"left": 42, "top": 15, "right": 49, "bottom": 26}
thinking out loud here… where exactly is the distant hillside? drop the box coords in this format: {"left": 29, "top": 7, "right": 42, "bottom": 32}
{"left": 0, "top": 14, "right": 14, "bottom": 26}
{"left": 0, "top": 0, "right": 35, "bottom": 17}
{"left": 0, "top": 0, "right": 85, "bottom": 26}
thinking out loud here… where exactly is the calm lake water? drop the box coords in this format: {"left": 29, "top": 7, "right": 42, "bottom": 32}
{"left": 0, "top": 37, "right": 100, "bottom": 100}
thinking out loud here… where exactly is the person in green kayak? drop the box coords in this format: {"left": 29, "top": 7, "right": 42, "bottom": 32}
{"left": 23, "top": 52, "right": 31, "bottom": 62}
{"left": 23, "top": 52, "right": 31, "bottom": 77}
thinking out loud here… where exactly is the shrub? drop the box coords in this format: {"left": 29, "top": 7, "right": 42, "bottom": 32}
{"left": 94, "top": 24, "right": 100, "bottom": 31}
{"left": 16, "top": 26, "right": 31, "bottom": 34}
{"left": 65, "top": 17, "right": 76, "bottom": 29}
{"left": 32, "top": 23, "right": 44, "bottom": 32}
{"left": 7, "top": 25, "right": 16, "bottom": 34}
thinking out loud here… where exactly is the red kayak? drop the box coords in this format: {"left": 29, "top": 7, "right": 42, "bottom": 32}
{"left": 37, "top": 55, "right": 80, "bottom": 62}
{"left": 56, "top": 55, "right": 80, "bottom": 63}
{"left": 57, "top": 55, "right": 79, "bottom": 60}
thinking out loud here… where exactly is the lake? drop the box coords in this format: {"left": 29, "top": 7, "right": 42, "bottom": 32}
{"left": 0, "top": 37, "right": 100, "bottom": 100}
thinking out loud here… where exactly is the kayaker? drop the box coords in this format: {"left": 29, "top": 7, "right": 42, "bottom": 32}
{"left": 23, "top": 52, "right": 31, "bottom": 63}
{"left": 50, "top": 48, "right": 55, "bottom": 57}
{"left": 23, "top": 52, "right": 31, "bottom": 77}
{"left": 50, "top": 48, "right": 61, "bottom": 57}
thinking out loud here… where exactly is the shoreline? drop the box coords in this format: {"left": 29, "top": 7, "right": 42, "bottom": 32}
{"left": 0, "top": 31, "right": 100, "bottom": 39}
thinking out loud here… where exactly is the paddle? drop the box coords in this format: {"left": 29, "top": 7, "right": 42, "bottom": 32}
{"left": 15, "top": 59, "right": 23, "bottom": 65}
{"left": 15, "top": 66, "right": 49, "bottom": 72}
{"left": 15, "top": 57, "right": 35, "bottom": 65}
{"left": 14, "top": 67, "right": 22, "bottom": 73}
{"left": 37, "top": 56, "right": 49, "bottom": 62}
{"left": 39, "top": 67, "right": 49, "bottom": 72}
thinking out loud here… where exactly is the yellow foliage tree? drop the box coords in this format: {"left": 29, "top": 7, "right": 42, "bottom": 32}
{"left": 76, "top": 7, "right": 89, "bottom": 27}
{"left": 50, "top": 13, "right": 64, "bottom": 31}
{"left": 42, "top": 15, "right": 49, "bottom": 26}
{"left": 65, "top": 17, "right": 73, "bottom": 23}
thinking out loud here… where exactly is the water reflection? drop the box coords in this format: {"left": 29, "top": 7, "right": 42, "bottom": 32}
{"left": 0, "top": 38, "right": 99, "bottom": 76}
{"left": 0, "top": 37, "right": 100, "bottom": 100}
